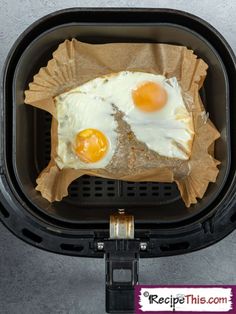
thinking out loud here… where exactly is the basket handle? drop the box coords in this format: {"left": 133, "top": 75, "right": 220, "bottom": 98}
{"left": 105, "top": 239, "right": 140, "bottom": 313}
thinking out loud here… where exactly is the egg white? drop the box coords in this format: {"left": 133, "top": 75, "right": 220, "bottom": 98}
{"left": 55, "top": 71, "right": 194, "bottom": 170}
{"left": 55, "top": 92, "right": 118, "bottom": 169}
{"left": 77, "top": 71, "right": 194, "bottom": 160}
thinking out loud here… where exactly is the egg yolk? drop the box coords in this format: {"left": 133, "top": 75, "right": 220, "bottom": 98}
{"left": 132, "top": 81, "right": 168, "bottom": 112}
{"left": 75, "top": 128, "right": 109, "bottom": 163}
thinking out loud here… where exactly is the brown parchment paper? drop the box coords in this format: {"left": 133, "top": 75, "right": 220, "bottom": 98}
{"left": 24, "top": 39, "right": 220, "bottom": 207}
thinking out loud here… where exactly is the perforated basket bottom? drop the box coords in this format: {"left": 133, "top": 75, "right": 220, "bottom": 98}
{"left": 40, "top": 112, "right": 180, "bottom": 206}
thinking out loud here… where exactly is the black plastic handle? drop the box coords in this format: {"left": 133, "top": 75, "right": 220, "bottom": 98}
{"left": 105, "top": 240, "right": 140, "bottom": 313}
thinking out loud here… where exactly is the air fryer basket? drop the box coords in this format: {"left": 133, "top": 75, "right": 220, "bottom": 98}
{"left": 13, "top": 22, "right": 230, "bottom": 224}
{"left": 1, "top": 8, "right": 236, "bottom": 314}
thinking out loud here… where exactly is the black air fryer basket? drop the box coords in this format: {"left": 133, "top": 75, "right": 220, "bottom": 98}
{"left": 1, "top": 8, "right": 236, "bottom": 313}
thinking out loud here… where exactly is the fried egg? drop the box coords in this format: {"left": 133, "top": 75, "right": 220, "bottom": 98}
{"left": 55, "top": 93, "right": 118, "bottom": 169}
{"left": 55, "top": 71, "right": 194, "bottom": 170}
{"left": 76, "top": 71, "right": 194, "bottom": 160}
